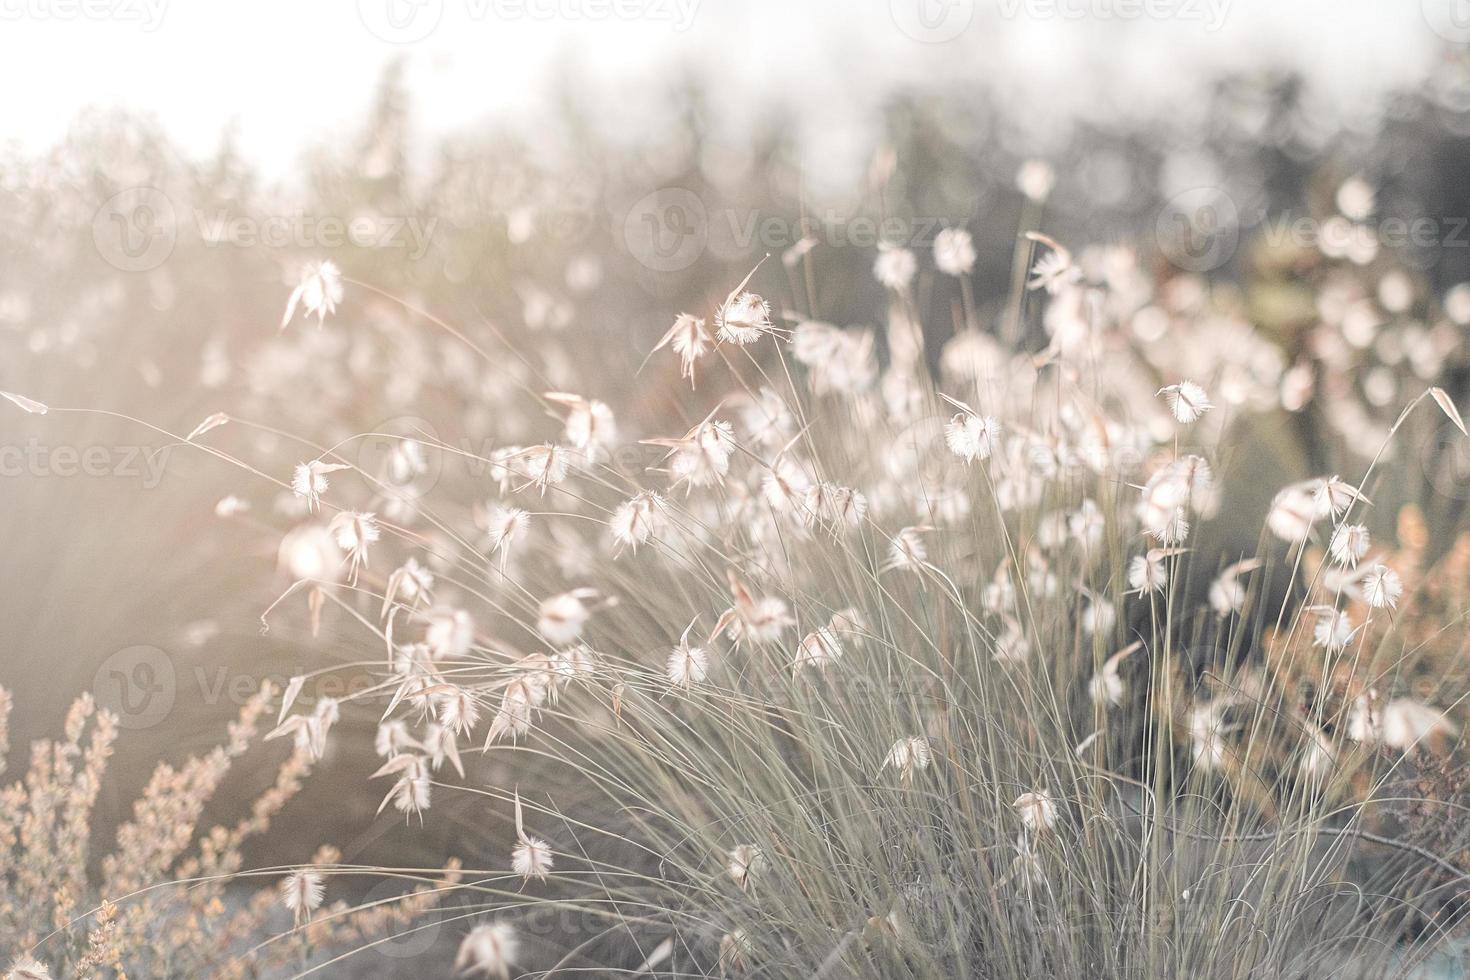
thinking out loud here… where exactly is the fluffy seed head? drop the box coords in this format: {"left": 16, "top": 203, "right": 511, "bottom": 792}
{"left": 1013, "top": 790, "right": 1058, "bottom": 833}
{"left": 281, "top": 870, "right": 325, "bottom": 925}
{"left": 934, "top": 226, "right": 977, "bottom": 277}
{"left": 716, "top": 292, "right": 773, "bottom": 345}
{"left": 455, "top": 922, "right": 518, "bottom": 979}
{"left": 1157, "top": 381, "right": 1212, "bottom": 424}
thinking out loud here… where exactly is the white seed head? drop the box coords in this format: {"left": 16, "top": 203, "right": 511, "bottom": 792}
{"left": 281, "top": 870, "right": 325, "bottom": 925}
{"left": 933, "top": 226, "right": 977, "bottom": 277}
{"left": 281, "top": 259, "right": 343, "bottom": 330}
{"left": 1157, "top": 381, "right": 1213, "bottom": 424}
{"left": 883, "top": 736, "right": 931, "bottom": 785}
{"left": 944, "top": 412, "right": 1000, "bottom": 462}
{"left": 873, "top": 244, "right": 917, "bottom": 292}
{"left": 1358, "top": 562, "right": 1403, "bottom": 609}
{"left": 727, "top": 844, "right": 764, "bottom": 892}
{"left": 716, "top": 292, "right": 773, "bottom": 345}
{"left": 512, "top": 835, "right": 554, "bottom": 881}
{"left": 1013, "top": 790, "right": 1058, "bottom": 833}
{"left": 455, "top": 922, "right": 518, "bottom": 979}
{"left": 666, "top": 640, "right": 709, "bottom": 689}
{"left": 1328, "top": 523, "right": 1370, "bottom": 566}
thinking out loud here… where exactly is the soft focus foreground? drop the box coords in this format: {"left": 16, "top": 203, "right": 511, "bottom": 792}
{"left": 7, "top": 62, "right": 1470, "bottom": 978}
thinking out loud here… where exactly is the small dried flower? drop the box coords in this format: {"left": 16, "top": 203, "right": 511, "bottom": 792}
{"left": 551, "top": 643, "right": 597, "bottom": 682}
{"left": 1380, "top": 699, "right": 1456, "bottom": 749}
{"left": 715, "top": 576, "right": 794, "bottom": 646}
{"left": 455, "top": 922, "right": 518, "bottom": 979}
{"left": 1300, "top": 724, "right": 1335, "bottom": 778}
{"left": 281, "top": 259, "right": 343, "bottom": 329}
{"left": 1089, "top": 641, "right": 1142, "bottom": 707}
{"left": 1208, "top": 558, "right": 1261, "bottom": 616}
{"left": 377, "top": 754, "right": 433, "bottom": 817}
{"left": 538, "top": 589, "right": 598, "bottom": 645}
{"left": 1311, "top": 606, "right": 1357, "bottom": 651}
{"left": 792, "top": 627, "right": 844, "bottom": 676}
{"left": 943, "top": 400, "right": 1001, "bottom": 463}
{"left": 884, "top": 526, "right": 930, "bottom": 573}
{"left": 716, "top": 292, "right": 774, "bottom": 345}
{"left": 1328, "top": 523, "right": 1370, "bottom": 567}
{"left": 727, "top": 844, "right": 764, "bottom": 892}
{"left": 646, "top": 419, "right": 737, "bottom": 489}
{"left": 1157, "top": 381, "right": 1212, "bottom": 424}
{"left": 512, "top": 792, "right": 554, "bottom": 882}
{"left": 486, "top": 688, "right": 535, "bottom": 745}
{"left": 1358, "top": 562, "right": 1403, "bottom": 609}
{"left": 545, "top": 391, "right": 616, "bottom": 458}
{"left": 434, "top": 686, "right": 481, "bottom": 737}
{"left": 6, "top": 959, "right": 51, "bottom": 980}
{"left": 1186, "top": 698, "right": 1235, "bottom": 772}
{"left": 1308, "top": 476, "right": 1367, "bottom": 519}
{"left": 1348, "top": 694, "right": 1455, "bottom": 749}
{"left": 1013, "top": 790, "right": 1058, "bottom": 833}
{"left": 383, "top": 557, "right": 435, "bottom": 616}
{"left": 655, "top": 313, "right": 713, "bottom": 384}
{"left": 1080, "top": 595, "right": 1116, "bottom": 635}
{"left": 873, "top": 243, "right": 917, "bottom": 292}
{"left": 610, "top": 491, "right": 665, "bottom": 552}
{"left": 667, "top": 623, "right": 710, "bottom": 689}
{"left": 281, "top": 869, "right": 325, "bottom": 926}
{"left": 486, "top": 506, "right": 530, "bottom": 569}
{"left": 802, "top": 482, "right": 868, "bottom": 529}
{"left": 884, "top": 735, "right": 931, "bottom": 785}
{"left": 329, "top": 510, "right": 379, "bottom": 584}
{"left": 1025, "top": 233, "right": 1079, "bottom": 294}
{"left": 1267, "top": 486, "right": 1318, "bottom": 542}
{"left": 426, "top": 607, "right": 475, "bottom": 659}
{"left": 1128, "top": 548, "right": 1184, "bottom": 595}
{"left": 933, "top": 227, "right": 976, "bottom": 277}
{"left": 291, "top": 459, "right": 349, "bottom": 512}
{"left": 514, "top": 444, "right": 571, "bottom": 495}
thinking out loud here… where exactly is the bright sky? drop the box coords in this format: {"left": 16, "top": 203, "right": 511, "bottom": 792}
{"left": 0, "top": 0, "right": 1451, "bottom": 177}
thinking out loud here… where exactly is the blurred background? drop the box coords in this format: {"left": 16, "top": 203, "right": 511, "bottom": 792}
{"left": 6, "top": 0, "right": 1470, "bottom": 951}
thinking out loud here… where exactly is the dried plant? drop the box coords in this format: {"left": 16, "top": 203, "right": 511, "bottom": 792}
{"left": 16, "top": 191, "right": 1458, "bottom": 976}
{"left": 14, "top": 81, "right": 1470, "bottom": 977}
{"left": 0, "top": 685, "right": 461, "bottom": 978}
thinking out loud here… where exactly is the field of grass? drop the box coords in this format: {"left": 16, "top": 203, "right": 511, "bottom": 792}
{"left": 7, "top": 60, "right": 1470, "bottom": 977}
